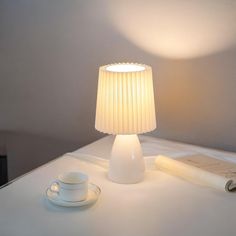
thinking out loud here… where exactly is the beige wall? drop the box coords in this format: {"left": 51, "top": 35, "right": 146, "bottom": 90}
{"left": 0, "top": 0, "right": 236, "bottom": 172}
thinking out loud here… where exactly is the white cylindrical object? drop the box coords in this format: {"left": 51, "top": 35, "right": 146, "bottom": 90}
{"left": 108, "top": 134, "right": 145, "bottom": 184}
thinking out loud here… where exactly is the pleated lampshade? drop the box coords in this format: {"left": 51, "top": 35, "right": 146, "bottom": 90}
{"left": 95, "top": 63, "right": 156, "bottom": 135}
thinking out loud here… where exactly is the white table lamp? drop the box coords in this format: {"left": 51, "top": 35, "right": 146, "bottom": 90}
{"left": 95, "top": 63, "right": 156, "bottom": 183}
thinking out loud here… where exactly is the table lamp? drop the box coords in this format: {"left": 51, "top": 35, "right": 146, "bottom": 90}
{"left": 95, "top": 63, "right": 156, "bottom": 184}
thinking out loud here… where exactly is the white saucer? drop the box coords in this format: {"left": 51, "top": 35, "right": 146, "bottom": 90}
{"left": 46, "top": 183, "right": 101, "bottom": 207}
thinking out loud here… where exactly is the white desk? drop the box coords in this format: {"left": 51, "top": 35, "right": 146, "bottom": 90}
{"left": 1, "top": 135, "right": 236, "bottom": 236}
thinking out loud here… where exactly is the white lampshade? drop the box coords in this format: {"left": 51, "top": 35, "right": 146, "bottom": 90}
{"left": 95, "top": 63, "right": 156, "bottom": 135}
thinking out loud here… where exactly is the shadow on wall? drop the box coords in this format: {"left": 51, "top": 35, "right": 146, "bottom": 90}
{"left": 152, "top": 49, "right": 236, "bottom": 152}
{"left": 0, "top": 131, "right": 78, "bottom": 181}
{"left": 0, "top": 0, "right": 236, "bottom": 156}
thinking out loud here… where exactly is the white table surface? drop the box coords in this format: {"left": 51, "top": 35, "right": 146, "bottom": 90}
{"left": 1, "top": 135, "right": 236, "bottom": 236}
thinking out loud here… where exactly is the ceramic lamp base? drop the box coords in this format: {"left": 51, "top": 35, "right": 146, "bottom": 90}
{"left": 108, "top": 134, "right": 145, "bottom": 184}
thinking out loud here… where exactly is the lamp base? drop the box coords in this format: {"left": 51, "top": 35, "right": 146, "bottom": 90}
{"left": 108, "top": 134, "right": 145, "bottom": 184}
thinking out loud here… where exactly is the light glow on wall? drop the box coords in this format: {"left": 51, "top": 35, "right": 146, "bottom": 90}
{"left": 106, "top": 0, "right": 236, "bottom": 59}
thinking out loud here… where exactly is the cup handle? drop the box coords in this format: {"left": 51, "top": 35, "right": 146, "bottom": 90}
{"left": 50, "top": 180, "right": 60, "bottom": 195}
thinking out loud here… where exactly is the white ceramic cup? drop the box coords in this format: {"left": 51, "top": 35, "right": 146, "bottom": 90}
{"left": 50, "top": 172, "right": 88, "bottom": 202}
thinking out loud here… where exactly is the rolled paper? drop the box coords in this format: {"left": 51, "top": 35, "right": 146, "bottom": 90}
{"left": 155, "top": 155, "right": 235, "bottom": 192}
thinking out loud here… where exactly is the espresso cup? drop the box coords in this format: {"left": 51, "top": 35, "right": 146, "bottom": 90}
{"left": 50, "top": 172, "right": 88, "bottom": 202}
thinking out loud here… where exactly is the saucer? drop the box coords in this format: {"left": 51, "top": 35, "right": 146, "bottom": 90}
{"left": 46, "top": 183, "right": 101, "bottom": 207}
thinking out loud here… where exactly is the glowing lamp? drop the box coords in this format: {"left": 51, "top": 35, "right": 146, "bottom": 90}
{"left": 95, "top": 63, "right": 156, "bottom": 183}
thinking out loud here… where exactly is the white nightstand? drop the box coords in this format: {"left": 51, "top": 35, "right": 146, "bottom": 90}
{"left": 0, "top": 135, "right": 236, "bottom": 236}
